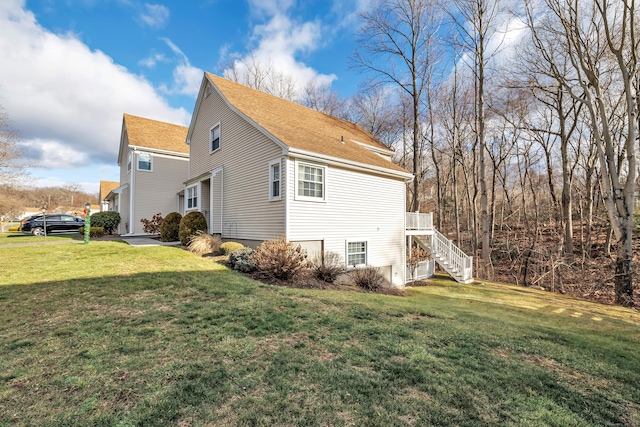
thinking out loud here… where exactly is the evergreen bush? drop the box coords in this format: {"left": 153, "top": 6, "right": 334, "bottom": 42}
{"left": 78, "top": 226, "right": 105, "bottom": 238}
{"left": 229, "top": 247, "right": 256, "bottom": 272}
{"left": 178, "top": 211, "right": 208, "bottom": 246}
{"left": 90, "top": 211, "right": 121, "bottom": 234}
{"left": 160, "top": 212, "right": 182, "bottom": 242}
{"left": 219, "top": 241, "right": 244, "bottom": 255}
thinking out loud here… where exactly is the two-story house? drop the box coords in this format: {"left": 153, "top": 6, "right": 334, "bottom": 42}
{"left": 105, "top": 114, "right": 189, "bottom": 235}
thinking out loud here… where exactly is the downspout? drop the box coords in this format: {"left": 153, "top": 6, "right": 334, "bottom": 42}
{"left": 129, "top": 150, "right": 136, "bottom": 235}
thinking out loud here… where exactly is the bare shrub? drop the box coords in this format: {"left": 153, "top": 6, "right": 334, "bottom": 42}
{"left": 187, "top": 231, "right": 222, "bottom": 256}
{"left": 351, "top": 266, "right": 384, "bottom": 291}
{"left": 312, "top": 251, "right": 345, "bottom": 283}
{"left": 140, "top": 213, "right": 163, "bottom": 234}
{"left": 254, "top": 236, "right": 312, "bottom": 281}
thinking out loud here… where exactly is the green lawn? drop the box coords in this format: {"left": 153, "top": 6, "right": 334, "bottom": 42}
{"left": 0, "top": 231, "right": 83, "bottom": 244}
{"left": 1, "top": 241, "right": 639, "bottom": 426}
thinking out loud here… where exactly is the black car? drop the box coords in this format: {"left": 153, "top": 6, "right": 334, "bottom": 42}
{"left": 20, "top": 214, "right": 85, "bottom": 236}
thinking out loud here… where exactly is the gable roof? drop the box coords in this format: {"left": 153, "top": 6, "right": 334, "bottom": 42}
{"left": 99, "top": 180, "right": 119, "bottom": 202}
{"left": 123, "top": 114, "right": 189, "bottom": 154}
{"left": 202, "top": 73, "right": 410, "bottom": 177}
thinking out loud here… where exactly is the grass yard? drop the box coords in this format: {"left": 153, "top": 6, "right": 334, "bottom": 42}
{"left": 1, "top": 241, "right": 639, "bottom": 426}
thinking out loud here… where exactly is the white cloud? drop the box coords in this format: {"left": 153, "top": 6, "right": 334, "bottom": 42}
{"left": 139, "top": 3, "right": 170, "bottom": 29}
{"left": 138, "top": 52, "right": 169, "bottom": 68}
{"left": 0, "top": 0, "right": 190, "bottom": 179}
{"left": 225, "top": 0, "right": 337, "bottom": 95}
{"left": 158, "top": 38, "right": 203, "bottom": 96}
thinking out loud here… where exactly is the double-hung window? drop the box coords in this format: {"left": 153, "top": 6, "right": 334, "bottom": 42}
{"left": 297, "top": 163, "right": 325, "bottom": 200}
{"left": 210, "top": 123, "right": 221, "bottom": 152}
{"left": 347, "top": 241, "right": 367, "bottom": 267}
{"left": 270, "top": 160, "right": 281, "bottom": 200}
{"left": 138, "top": 153, "right": 152, "bottom": 171}
{"left": 187, "top": 186, "right": 198, "bottom": 209}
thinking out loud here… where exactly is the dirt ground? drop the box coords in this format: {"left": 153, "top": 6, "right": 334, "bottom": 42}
{"left": 458, "top": 223, "right": 640, "bottom": 308}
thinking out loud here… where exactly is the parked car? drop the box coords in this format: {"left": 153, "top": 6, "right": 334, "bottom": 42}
{"left": 20, "top": 214, "right": 85, "bottom": 236}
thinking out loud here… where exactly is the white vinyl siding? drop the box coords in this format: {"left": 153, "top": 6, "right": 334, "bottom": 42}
{"left": 188, "top": 85, "right": 285, "bottom": 240}
{"left": 287, "top": 159, "right": 406, "bottom": 287}
{"left": 131, "top": 154, "right": 189, "bottom": 234}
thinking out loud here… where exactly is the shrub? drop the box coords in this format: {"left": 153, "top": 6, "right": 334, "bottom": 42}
{"left": 78, "top": 226, "right": 105, "bottom": 238}
{"left": 160, "top": 212, "right": 182, "bottom": 242}
{"left": 312, "top": 251, "right": 345, "bottom": 283}
{"left": 90, "top": 211, "right": 121, "bottom": 234}
{"left": 351, "top": 266, "right": 385, "bottom": 291}
{"left": 178, "top": 211, "right": 208, "bottom": 246}
{"left": 140, "top": 213, "right": 163, "bottom": 235}
{"left": 187, "top": 231, "right": 222, "bottom": 256}
{"left": 219, "top": 241, "right": 245, "bottom": 255}
{"left": 254, "top": 236, "right": 312, "bottom": 281}
{"left": 229, "top": 248, "right": 257, "bottom": 272}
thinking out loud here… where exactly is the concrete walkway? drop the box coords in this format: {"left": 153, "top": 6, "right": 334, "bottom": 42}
{"left": 119, "top": 237, "right": 180, "bottom": 247}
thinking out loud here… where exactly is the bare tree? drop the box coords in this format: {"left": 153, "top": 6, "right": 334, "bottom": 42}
{"left": 222, "top": 52, "right": 298, "bottom": 101}
{"left": 527, "top": 0, "right": 639, "bottom": 305}
{"left": 447, "top": 0, "right": 506, "bottom": 268}
{"left": 353, "top": 0, "right": 442, "bottom": 212}
{"left": 301, "top": 81, "right": 348, "bottom": 119}
{"left": 350, "top": 85, "right": 403, "bottom": 149}
{"left": 0, "top": 106, "right": 27, "bottom": 186}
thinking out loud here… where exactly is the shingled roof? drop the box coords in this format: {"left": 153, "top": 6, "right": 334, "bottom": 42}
{"left": 205, "top": 73, "right": 410, "bottom": 176}
{"left": 123, "top": 114, "right": 189, "bottom": 154}
{"left": 99, "top": 180, "right": 119, "bottom": 201}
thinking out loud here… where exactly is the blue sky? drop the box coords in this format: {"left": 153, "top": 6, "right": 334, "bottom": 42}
{"left": 0, "top": 0, "right": 368, "bottom": 195}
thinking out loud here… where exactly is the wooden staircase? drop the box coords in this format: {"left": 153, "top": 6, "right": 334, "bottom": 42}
{"left": 407, "top": 213, "right": 474, "bottom": 284}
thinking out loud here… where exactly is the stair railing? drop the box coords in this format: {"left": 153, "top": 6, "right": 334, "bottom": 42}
{"left": 432, "top": 229, "right": 473, "bottom": 282}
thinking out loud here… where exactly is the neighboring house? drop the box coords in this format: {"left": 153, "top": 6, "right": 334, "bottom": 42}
{"left": 99, "top": 181, "right": 119, "bottom": 212}
{"left": 105, "top": 114, "right": 189, "bottom": 235}
{"left": 184, "top": 73, "right": 423, "bottom": 287}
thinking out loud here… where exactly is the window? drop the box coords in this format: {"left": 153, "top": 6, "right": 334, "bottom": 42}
{"left": 210, "top": 123, "right": 220, "bottom": 152}
{"left": 270, "top": 160, "right": 281, "bottom": 200}
{"left": 347, "top": 241, "right": 367, "bottom": 267}
{"left": 127, "top": 152, "right": 132, "bottom": 173}
{"left": 138, "top": 153, "right": 152, "bottom": 171}
{"left": 297, "top": 163, "right": 324, "bottom": 199}
{"left": 187, "top": 186, "right": 198, "bottom": 209}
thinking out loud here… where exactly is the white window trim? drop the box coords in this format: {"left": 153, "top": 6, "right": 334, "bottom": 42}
{"left": 269, "top": 159, "right": 282, "bottom": 201}
{"left": 210, "top": 122, "right": 221, "bottom": 154}
{"left": 346, "top": 240, "right": 368, "bottom": 268}
{"left": 137, "top": 152, "right": 153, "bottom": 172}
{"left": 294, "top": 160, "right": 326, "bottom": 202}
{"left": 127, "top": 151, "right": 132, "bottom": 174}
{"left": 186, "top": 184, "right": 198, "bottom": 211}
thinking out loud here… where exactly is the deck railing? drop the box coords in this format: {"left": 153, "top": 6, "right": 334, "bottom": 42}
{"left": 406, "top": 212, "right": 433, "bottom": 230}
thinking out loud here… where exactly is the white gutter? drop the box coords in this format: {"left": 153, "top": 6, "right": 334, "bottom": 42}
{"left": 287, "top": 148, "right": 414, "bottom": 182}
